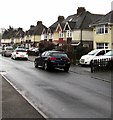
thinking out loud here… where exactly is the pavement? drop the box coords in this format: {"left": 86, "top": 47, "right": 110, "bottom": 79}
{"left": 1, "top": 55, "right": 112, "bottom": 119}
{"left": 1, "top": 76, "right": 46, "bottom": 119}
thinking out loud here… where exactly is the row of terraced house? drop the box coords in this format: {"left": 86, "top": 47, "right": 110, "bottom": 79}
{"left": 1, "top": 7, "right": 113, "bottom": 50}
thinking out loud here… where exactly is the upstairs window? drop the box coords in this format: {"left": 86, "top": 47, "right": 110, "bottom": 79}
{"left": 66, "top": 30, "right": 72, "bottom": 38}
{"left": 48, "top": 33, "right": 52, "bottom": 39}
{"left": 44, "top": 34, "right": 48, "bottom": 39}
{"left": 59, "top": 32, "right": 64, "bottom": 38}
{"left": 96, "top": 25, "right": 108, "bottom": 34}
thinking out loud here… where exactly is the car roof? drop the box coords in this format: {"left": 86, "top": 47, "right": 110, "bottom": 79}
{"left": 45, "top": 50, "right": 66, "bottom": 54}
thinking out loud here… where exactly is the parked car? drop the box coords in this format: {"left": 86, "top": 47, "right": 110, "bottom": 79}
{"left": 2, "top": 46, "right": 14, "bottom": 56}
{"left": 90, "top": 50, "right": 113, "bottom": 72}
{"left": 11, "top": 48, "right": 28, "bottom": 60}
{"left": 34, "top": 50, "right": 70, "bottom": 72}
{"left": 79, "top": 49, "right": 111, "bottom": 65}
{"left": 93, "top": 50, "right": 113, "bottom": 60}
{"left": 27, "top": 47, "right": 39, "bottom": 55}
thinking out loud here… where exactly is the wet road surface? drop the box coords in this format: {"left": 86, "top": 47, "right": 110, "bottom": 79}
{"left": 0, "top": 55, "right": 111, "bottom": 118}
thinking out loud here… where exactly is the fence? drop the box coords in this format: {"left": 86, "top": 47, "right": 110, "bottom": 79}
{"left": 90, "top": 58, "right": 113, "bottom": 72}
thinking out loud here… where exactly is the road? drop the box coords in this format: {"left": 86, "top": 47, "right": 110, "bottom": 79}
{"left": 0, "top": 55, "right": 111, "bottom": 118}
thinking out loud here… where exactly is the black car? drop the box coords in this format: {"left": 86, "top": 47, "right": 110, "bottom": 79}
{"left": 34, "top": 50, "right": 70, "bottom": 72}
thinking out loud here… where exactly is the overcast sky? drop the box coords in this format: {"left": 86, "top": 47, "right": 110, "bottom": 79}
{"left": 0, "top": 0, "right": 112, "bottom": 31}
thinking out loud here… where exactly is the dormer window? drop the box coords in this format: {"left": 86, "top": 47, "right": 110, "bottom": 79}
{"left": 96, "top": 25, "right": 108, "bottom": 34}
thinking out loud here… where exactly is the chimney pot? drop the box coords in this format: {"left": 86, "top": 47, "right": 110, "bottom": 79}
{"left": 37, "top": 21, "right": 42, "bottom": 25}
{"left": 58, "top": 16, "right": 64, "bottom": 22}
{"left": 77, "top": 7, "right": 86, "bottom": 15}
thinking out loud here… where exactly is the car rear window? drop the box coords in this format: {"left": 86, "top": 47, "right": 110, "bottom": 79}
{"left": 52, "top": 52, "right": 68, "bottom": 57}
{"left": 16, "top": 50, "right": 26, "bottom": 52}
{"left": 6, "top": 48, "right": 13, "bottom": 50}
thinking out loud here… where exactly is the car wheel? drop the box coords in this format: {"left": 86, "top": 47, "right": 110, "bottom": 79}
{"left": 11, "top": 56, "right": 13, "bottom": 59}
{"left": 64, "top": 67, "right": 69, "bottom": 72}
{"left": 44, "top": 62, "right": 48, "bottom": 70}
{"left": 4, "top": 53, "right": 6, "bottom": 57}
{"left": 34, "top": 60, "right": 38, "bottom": 68}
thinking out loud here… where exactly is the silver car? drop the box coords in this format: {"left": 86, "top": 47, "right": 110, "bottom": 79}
{"left": 2, "top": 46, "right": 14, "bottom": 57}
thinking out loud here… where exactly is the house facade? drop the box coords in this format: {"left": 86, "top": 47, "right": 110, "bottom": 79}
{"left": 49, "top": 7, "right": 104, "bottom": 50}
{"left": 92, "top": 10, "right": 113, "bottom": 49}
{"left": 24, "top": 21, "right": 48, "bottom": 48}
{"left": 1, "top": 21, "right": 48, "bottom": 48}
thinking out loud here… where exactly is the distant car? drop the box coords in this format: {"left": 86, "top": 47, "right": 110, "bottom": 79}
{"left": 34, "top": 50, "right": 70, "bottom": 72}
{"left": 79, "top": 49, "right": 111, "bottom": 65}
{"left": 11, "top": 48, "right": 28, "bottom": 60}
{"left": 27, "top": 47, "right": 39, "bottom": 55}
{"left": 2, "top": 46, "right": 14, "bottom": 57}
{"left": 16, "top": 46, "right": 25, "bottom": 49}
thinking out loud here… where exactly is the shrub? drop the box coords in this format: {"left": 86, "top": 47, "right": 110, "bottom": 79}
{"left": 74, "top": 46, "right": 88, "bottom": 60}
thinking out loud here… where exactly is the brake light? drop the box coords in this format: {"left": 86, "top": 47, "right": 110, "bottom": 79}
{"left": 16, "top": 52, "right": 19, "bottom": 54}
{"left": 65, "top": 58, "right": 70, "bottom": 62}
{"left": 67, "top": 58, "right": 70, "bottom": 61}
{"left": 48, "top": 57, "right": 56, "bottom": 61}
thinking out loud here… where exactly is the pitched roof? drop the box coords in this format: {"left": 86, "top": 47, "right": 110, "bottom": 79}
{"left": 33, "top": 22, "right": 48, "bottom": 35}
{"left": 15, "top": 28, "right": 25, "bottom": 38}
{"left": 93, "top": 10, "right": 113, "bottom": 25}
{"left": 2, "top": 27, "right": 17, "bottom": 39}
{"left": 64, "top": 11, "right": 104, "bottom": 30}
{"left": 49, "top": 16, "right": 65, "bottom": 32}
{"left": 49, "top": 10, "right": 104, "bottom": 31}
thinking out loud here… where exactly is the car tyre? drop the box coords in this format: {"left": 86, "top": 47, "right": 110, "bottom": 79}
{"left": 34, "top": 60, "right": 38, "bottom": 68}
{"left": 64, "top": 67, "right": 69, "bottom": 72}
{"left": 11, "top": 56, "right": 13, "bottom": 59}
{"left": 44, "top": 62, "right": 49, "bottom": 71}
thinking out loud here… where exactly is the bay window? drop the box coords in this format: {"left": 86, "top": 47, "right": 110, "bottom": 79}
{"left": 96, "top": 25, "right": 108, "bottom": 34}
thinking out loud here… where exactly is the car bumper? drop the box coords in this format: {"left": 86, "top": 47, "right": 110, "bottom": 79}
{"left": 48, "top": 61, "right": 70, "bottom": 69}
{"left": 79, "top": 59, "right": 90, "bottom": 65}
{"left": 15, "top": 55, "right": 28, "bottom": 59}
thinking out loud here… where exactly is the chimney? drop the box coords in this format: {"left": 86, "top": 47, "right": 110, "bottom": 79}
{"left": 37, "top": 21, "right": 42, "bottom": 25}
{"left": 77, "top": 7, "right": 86, "bottom": 15}
{"left": 58, "top": 16, "right": 65, "bottom": 22}
{"left": 30, "top": 25, "right": 35, "bottom": 29}
{"left": 18, "top": 28, "right": 23, "bottom": 31}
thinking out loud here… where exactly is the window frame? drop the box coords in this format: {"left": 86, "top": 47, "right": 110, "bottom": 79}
{"left": 96, "top": 43, "right": 109, "bottom": 49}
{"left": 66, "top": 30, "right": 72, "bottom": 38}
{"left": 96, "top": 25, "right": 108, "bottom": 34}
{"left": 59, "top": 31, "right": 64, "bottom": 38}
